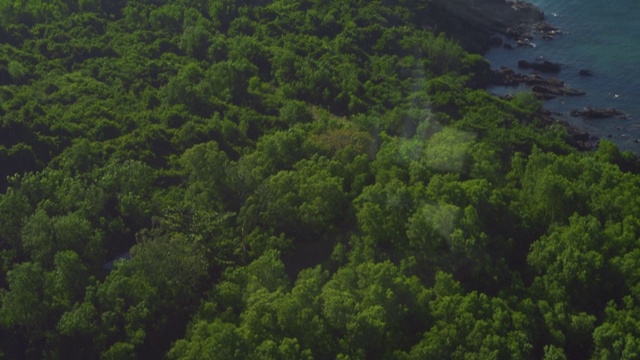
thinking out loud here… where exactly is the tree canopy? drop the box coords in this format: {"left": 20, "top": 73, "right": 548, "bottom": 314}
{"left": 1, "top": 0, "right": 640, "bottom": 358}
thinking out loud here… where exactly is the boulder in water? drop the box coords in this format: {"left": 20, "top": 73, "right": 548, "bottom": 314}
{"left": 518, "top": 60, "right": 562, "bottom": 73}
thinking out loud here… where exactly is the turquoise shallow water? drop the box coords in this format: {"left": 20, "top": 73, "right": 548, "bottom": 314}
{"left": 483, "top": 0, "right": 640, "bottom": 152}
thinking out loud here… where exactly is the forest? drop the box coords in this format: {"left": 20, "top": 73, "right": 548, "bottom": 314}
{"left": 1, "top": 0, "right": 640, "bottom": 358}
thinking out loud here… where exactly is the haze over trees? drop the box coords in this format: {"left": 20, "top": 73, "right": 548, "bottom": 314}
{"left": 1, "top": 0, "right": 640, "bottom": 359}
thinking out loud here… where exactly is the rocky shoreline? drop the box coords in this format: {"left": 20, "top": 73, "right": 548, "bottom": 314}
{"left": 424, "top": 0, "right": 560, "bottom": 53}
{"left": 490, "top": 66, "right": 586, "bottom": 99}
{"left": 428, "top": 0, "right": 561, "bottom": 52}
{"left": 445, "top": 0, "right": 602, "bottom": 151}
{"left": 431, "top": 0, "right": 634, "bottom": 151}
{"left": 538, "top": 110, "right": 598, "bottom": 151}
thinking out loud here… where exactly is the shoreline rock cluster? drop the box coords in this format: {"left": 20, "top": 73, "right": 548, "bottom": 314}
{"left": 489, "top": 64, "right": 599, "bottom": 150}
{"left": 490, "top": 66, "right": 585, "bottom": 99}
{"left": 504, "top": 20, "right": 562, "bottom": 48}
{"left": 465, "top": 0, "right": 627, "bottom": 151}
{"left": 570, "top": 107, "right": 626, "bottom": 119}
{"left": 427, "top": 0, "right": 558, "bottom": 52}
{"left": 538, "top": 110, "right": 596, "bottom": 150}
{"left": 435, "top": 0, "right": 630, "bottom": 151}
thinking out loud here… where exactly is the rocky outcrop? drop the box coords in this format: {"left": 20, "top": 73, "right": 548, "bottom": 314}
{"left": 429, "top": 0, "right": 544, "bottom": 33}
{"left": 490, "top": 67, "right": 585, "bottom": 99}
{"left": 444, "top": 0, "right": 601, "bottom": 152}
{"left": 537, "top": 110, "right": 595, "bottom": 150}
{"left": 492, "top": 67, "right": 549, "bottom": 85}
{"left": 570, "top": 107, "right": 626, "bottom": 119}
{"left": 427, "top": 0, "right": 560, "bottom": 52}
{"left": 531, "top": 84, "right": 585, "bottom": 97}
{"left": 561, "top": 121, "right": 595, "bottom": 150}
{"left": 535, "top": 22, "right": 562, "bottom": 40}
{"left": 517, "top": 60, "right": 561, "bottom": 73}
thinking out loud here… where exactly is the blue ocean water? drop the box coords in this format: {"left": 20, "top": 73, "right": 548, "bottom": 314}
{"left": 483, "top": 0, "right": 640, "bottom": 152}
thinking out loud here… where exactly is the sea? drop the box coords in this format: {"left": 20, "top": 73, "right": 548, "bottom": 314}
{"left": 483, "top": 0, "right": 640, "bottom": 153}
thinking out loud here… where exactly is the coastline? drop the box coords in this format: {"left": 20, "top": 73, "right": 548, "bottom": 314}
{"left": 432, "top": 0, "right": 601, "bottom": 151}
{"left": 427, "top": 0, "right": 555, "bottom": 53}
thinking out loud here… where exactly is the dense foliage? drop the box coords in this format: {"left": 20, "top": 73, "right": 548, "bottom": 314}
{"left": 1, "top": 0, "right": 640, "bottom": 358}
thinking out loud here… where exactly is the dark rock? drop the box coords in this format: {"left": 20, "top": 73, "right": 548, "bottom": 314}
{"left": 489, "top": 36, "right": 503, "bottom": 46}
{"left": 503, "top": 43, "right": 513, "bottom": 50}
{"left": 552, "top": 119, "right": 594, "bottom": 150}
{"left": 518, "top": 60, "right": 562, "bottom": 73}
{"left": 570, "top": 107, "right": 625, "bottom": 119}
{"left": 500, "top": 66, "right": 514, "bottom": 74}
{"left": 571, "top": 129, "right": 591, "bottom": 142}
{"left": 534, "top": 22, "right": 562, "bottom": 40}
{"left": 532, "top": 84, "right": 585, "bottom": 96}
{"left": 536, "top": 23, "right": 560, "bottom": 34}
{"left": 546, "top": 77, "right": 565, "bottom": 87}
{"left": 537, "top": 110, "right": 556, "bottom": 125}
{"left": 579, "top": 69, "right": 594, "bottom": 76}
{"left": 489, "top": 69, "right": 581, "bottom": 99}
